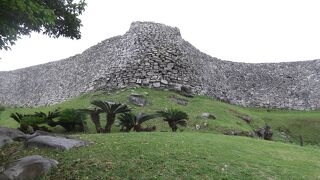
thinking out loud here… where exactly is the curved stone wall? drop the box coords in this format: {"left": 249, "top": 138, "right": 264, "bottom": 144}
{"left": 0, "top": 21, "right": 319, "bottom": 110}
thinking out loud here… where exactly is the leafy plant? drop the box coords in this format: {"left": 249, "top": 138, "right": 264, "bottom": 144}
{"left": 0, "top": 105, "right": 5, "bottom": 112}
{"left": 157, "top": 108, "right": 188, "bottom": 132}
{"left": 50, "top": 109, "right": 86, "bottom": 132}
{"left": 117, "top": 112, "right": 158, "bottom": 132}
{"left": 10, "top": 112, "right": 46, "bottom": 133}
{"left": 34, "top": 109, "right": 60, "bottom": 126}
{"left": 79, "top": 108, "right": 103, "bottom": 133}
{"left": 91, "top": 100, "right": 131, "bottom": 133}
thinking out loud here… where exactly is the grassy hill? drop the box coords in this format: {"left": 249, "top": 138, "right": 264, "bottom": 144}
{"left": 1, "top": 87, "right": 320, "bottom": 179}
{"left": 2, "top": 132, "right": 320, "bottom": 179}
{"left": 1, "top": 87, "right": 320, "bottom": 145}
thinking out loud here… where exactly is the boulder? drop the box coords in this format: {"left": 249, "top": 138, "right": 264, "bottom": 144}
{"left": 0, "top": 135, "right": 13, "bottom": 148}
{"left": 26, "top": 135, "right": 89, "bottom": 150}
{"left": 201, "top": 112, "right": 216, "bottom": 120}
{"left": 170, "top": 95, "right": 188, "bottom": 106}
{"left": 0, "top": 127, "right": 25, "bottom": 140}
{"left": 255, "top": 124, "right": 273, "bottom": 140}
{"left": 223, "top": 130, "right": 255, "bottom": 137}
{"left": 0, "top": 155, "right": 58, "bottom": 180}
{"left": 24, "top": 130, "right": 72, "bottom": 140}
{"left": 128, "top": 94, "right": 147, "bottom": 107}
{"left": 240, "top": 115, "right": 252, "bottom": 123}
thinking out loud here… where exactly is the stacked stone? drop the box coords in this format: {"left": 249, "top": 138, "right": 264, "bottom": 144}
{"left": 0, "top": 21, "right": 319, "bottom": 110}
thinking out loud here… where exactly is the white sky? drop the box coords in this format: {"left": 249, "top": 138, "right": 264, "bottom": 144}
{"left": 1, "top": 0, "right": 320, "bottom": 71}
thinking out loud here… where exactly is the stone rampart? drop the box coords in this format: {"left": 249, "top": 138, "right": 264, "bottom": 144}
{"left": 0, "top": 22, "right": 319, "bottom": 110}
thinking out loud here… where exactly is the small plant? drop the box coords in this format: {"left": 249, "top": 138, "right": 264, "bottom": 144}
{"left": 52, "top": 109, "right": 86, "bottom": 132}
{"left": 34, "top": 109, "right": 60, "bottom": 126}
{"left": 0, "top": 105, "right": 5, "bottom": 120}
{"left": 117, "top": 112, "right": 158, "bottom": 132}
{"left": 157, "top": 108, "right": 188, "bottom": 132}
{"left": 91, "top": 100, "right": 131, "bottom": 133}
{"left": 79, "top": 108, "right": 104, "bottom": 133}
{"left": 0, "top": 105, "right": 5, "bottom": 112}
{"left": 10, "top": 112, "right": 46, "bottom": 133}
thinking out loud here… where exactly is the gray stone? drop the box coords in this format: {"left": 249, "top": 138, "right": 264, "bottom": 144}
{"left": 201, "top": 113, "right": 216, "bottom": 120}
{"left": 160, "top": 79, "right": 168, "bottom": 85}
{"left": 128, "top": 95, "right": 147, "bottom": 107}
{"left": 0, "top": 127, "right": 25, "bottom": 140}
{"left": 0, "top": 155, "right": 58, "bottom": 180}
{"left": 0, "top": 135, "right": 13, "bottom": 148}
{"left": 170, "top": 95, "right": 188, "bottom": 106}
{"left": 26, "top": 135, "right": 89, "bottom": 150}
{"left": 152, "top": 82, "right": 161, "bottom": 88}
{"left": 136, "top": 79, "right": 142, "bottom": 84}
{"left": 241, "top": 115, "right": 252, "bottom": 123}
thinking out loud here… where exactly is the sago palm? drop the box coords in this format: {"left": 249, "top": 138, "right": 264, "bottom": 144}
{"left": 91, "top": 100, "right": 131, "bottom": 133}
{"left": 79, "top": 108, "right": 103, "bottom": 133}
{"left": 118, "top": 112, "right": 158, "bottom": 132}
{"left": 157, "top": 108, "right": 188, "bottom": 132}
{"left": 34, "top": 109, "right": 60, "bottom": 127}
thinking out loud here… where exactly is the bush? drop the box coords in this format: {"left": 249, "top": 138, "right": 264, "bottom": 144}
{"left": 0, "top": 106, "right": 5, "bottom": 112}
{"left": 10, "top": 113, "right": 47, "bottom": 133}
{"left": 0, "top": 105, "right": 5, "bottom": 117}
{"left": 157, "top": 108, "right": 188, "bottom": 132}
{"left": 55, "top": 109, "right": 86, "bottom": 132}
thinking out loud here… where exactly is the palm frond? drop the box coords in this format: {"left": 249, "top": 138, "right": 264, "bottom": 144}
{"left": 10, "top": 112, "right": 23, "bottom": 123}
{"left": 157, "top": 108, "right": 189, "bottom": 122}
{"left": 136, "top": 113, "right": 159, "bottom": 124}
{"left": 117, "top": 112, "right": 136, "bottom": 131}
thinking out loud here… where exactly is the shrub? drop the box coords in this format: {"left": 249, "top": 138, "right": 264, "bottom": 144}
{"left": 117, "top": 112, "right": 158, "bottom": 132}
{"left": 54, "top": 109, "right": 86, "bottom": 132}
{"left": 10, "top": 113, "right": 47, "bottom": 133}
{"left": 157, "top": 108, "right": 188, "bottom": 132}
{"left": 91, "top": 100, "right": 131, "bottom": 133}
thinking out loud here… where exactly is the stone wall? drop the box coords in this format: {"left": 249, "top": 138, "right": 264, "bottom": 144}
{"left": 0, "top": 21, "right": 319, "bottom": 110}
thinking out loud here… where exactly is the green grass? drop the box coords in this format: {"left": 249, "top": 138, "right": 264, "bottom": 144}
{"left": 1, "top": 87, "right": 320, "bottom": 145}
{"left": 1, "top": 88, "right": 320, "bottom": 179}
{"left": 2, "top": 132, "right": 320, "bottom": 179}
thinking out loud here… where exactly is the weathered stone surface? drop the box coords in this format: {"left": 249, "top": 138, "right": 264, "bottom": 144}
{"left": 0, "top": 21, "right": 320, "bottom": 110}
{"left": 0, "top": 127, "right": 25, "bottom": 140}
{"left": 223, "top": 130, "right": 255, "bottom": 137}
{"left": 201, "top": 113, "right": 216, "bottom": 120}
{"left": 255, "top": 124, "right": 273, "bottom": 140}
{"left": 0, "top": 135, "right": 13, "bottom": 148}
{"left": 24, "top": 130, "right": 72, "bottom": 140}
{"left": 128, "top": 94, "right": 147, "bottom": 107}
{"left": 170, "top": 95, "right": 188, "bottom": 106}
{"left": 241, "top": 115, "right": 252, "bottom": 123}
{"left": 26, "top": 135, "right": 89, "bottom": 150}
{"left": 0, "top": 155, "right": 58, "bottom": 180}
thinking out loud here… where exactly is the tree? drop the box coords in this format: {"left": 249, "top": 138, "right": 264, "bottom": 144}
{"left": 118, "top": 112, "right": 158, "bottom": 132}
{"left": 91, "top": 100, "right": 131, "bottom": 133}
{"left": 0, "top": 0, "right": 86, "bottom": 50}
{"left": 157, "top": 108, "right": 188, "bottom": 132}
{"left": 79, "top": 107, "right": 103, "bottom": 133}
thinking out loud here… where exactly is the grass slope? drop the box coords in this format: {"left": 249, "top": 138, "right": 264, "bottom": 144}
{"left": 1, "top": 87, "right": 320, "bottom": 145}
{"left": 2, "top": 132, "right": 320, "bottom": 179}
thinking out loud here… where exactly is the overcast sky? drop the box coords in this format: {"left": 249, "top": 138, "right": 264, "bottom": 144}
{"left": 1, "top": 0, "right": 320, "bottom": 71}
